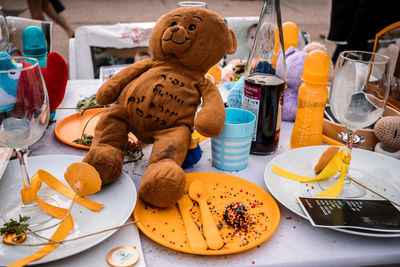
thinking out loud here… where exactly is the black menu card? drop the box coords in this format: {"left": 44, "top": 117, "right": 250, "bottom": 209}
{"left": 298, "top": 197, "right": 400, "bottom": 232}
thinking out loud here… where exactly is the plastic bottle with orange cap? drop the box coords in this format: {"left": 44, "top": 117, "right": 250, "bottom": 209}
{"left": 272, "top": 21, "right": 299, "bottom": 68}
{"left": 290, "top": 49, "right": 331, "bottom": 149}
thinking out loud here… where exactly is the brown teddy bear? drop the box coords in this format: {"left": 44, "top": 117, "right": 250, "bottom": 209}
{"left": 374, "top": 116, "right": 400, "bottom": 159}
{"left": 81, "top": 7, "right": 237, "bottom": 208}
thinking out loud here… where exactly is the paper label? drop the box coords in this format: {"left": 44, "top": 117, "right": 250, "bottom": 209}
{"left": 298, "top": 197, "right": 400, "bottom": 232}
{"left": 108, "top": 246, "right": 139, "bottom": 267}
{"left": 243, "top": 82, "right": 261, "bottom": 141}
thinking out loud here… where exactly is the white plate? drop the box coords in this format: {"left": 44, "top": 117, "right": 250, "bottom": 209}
{"left": 0, "top": 155, "right": 137, "bottom": 265}
{"left": 264, "top": 145, "right": 400, "bottom": 238}
{"left": 0, "top": 147, "right": 12, "bottom": 183}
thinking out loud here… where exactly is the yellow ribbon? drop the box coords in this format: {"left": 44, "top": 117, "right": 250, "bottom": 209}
{"left": 8, "top": 170, "right": 103, "bottom": 267}
{"left": 8, "top": 206, "right": 73, "bottom": 267}
{"left": 272, "top": 148, "right": 352, "bottom": 198}
{"left": 33, "top": 170, "right": 103, "bottom": 211}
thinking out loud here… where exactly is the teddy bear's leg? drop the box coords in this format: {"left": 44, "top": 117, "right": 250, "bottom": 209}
{"left": 83, "top": 105, "right": 130, "bottom": 185}
{"left": 139, "top": 125, "right": 191, "bottom": 208}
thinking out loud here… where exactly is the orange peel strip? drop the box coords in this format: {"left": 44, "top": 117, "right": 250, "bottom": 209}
{"left": 33, "top": 170, "right": 103, "bottom": 211}
{"left": 8, "top": 167, "right": 103, "bottom": 266}
{"left": 8, "top": 211, "right": 74, "bottom": 267}
{"left": 272, "top": 149, "right": 351, "bottom": 198}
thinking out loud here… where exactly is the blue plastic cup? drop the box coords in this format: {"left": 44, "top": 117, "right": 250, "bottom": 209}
{"left": 211, "top": 108, "right": 256, "bottom": 171}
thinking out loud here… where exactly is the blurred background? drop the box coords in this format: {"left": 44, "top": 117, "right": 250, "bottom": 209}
{"left": 1, "top": 0, "right": 334, "bottom": 64}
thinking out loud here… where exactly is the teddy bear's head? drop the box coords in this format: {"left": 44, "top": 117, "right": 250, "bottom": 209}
{"left": 149, "top": 7, "right": 237, "bottom": 73}
{"left": 374, "top": 116, "right": 400, "bottom": 151}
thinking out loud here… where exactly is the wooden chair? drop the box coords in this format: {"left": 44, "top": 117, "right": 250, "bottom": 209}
{"left": 373, "top": 21, "right": 400, "bottom": 112}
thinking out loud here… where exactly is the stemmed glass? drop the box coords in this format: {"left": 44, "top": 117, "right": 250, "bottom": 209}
{"left": 319, "top": 51, "right": 391, "bottom": 198}
{"left": 177, "top": 1, "right": 208, "bottom": 8}
{"left": 0, "top": 56, "right": 52, "bottom": 225}
{"left": 0, "top": 6, "right": 10, "bottom": 52}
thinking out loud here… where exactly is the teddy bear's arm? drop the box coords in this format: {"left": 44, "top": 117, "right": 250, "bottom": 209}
{"left": 194, "top": 78, "right": 225, "bottom": 137}
{"left": 96, "top": 58, "right": 156, "bottom": 105}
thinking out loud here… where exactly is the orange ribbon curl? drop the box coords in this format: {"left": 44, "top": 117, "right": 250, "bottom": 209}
{"left": 8, "top": 170, "right": 103, "bottom": 267}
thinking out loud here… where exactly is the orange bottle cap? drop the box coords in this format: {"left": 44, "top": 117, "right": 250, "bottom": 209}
{"left": 272, "top": 22, "right": 299, "bottom": 67}
{"left": 282, "top": 22, "right": 299, "bottom": 51}
{"left": 273, "top": 22, "right": 299, "bottom": 53}
{"left": 301, "top": 50, "right": 330, "bottom": 85}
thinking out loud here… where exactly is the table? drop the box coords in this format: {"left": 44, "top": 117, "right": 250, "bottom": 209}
{"left": 24, "top": 80, "right": 400, "bottom": 266}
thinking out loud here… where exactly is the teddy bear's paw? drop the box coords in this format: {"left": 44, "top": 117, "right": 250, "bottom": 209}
{"left": 139, "top": 160, "right": 185, "bottom": 208}
{"left": 195, "top": 116, "right": 224, "bottom": 137}
{"left": 83, "top": 144, "right": 124, "bottom": 185}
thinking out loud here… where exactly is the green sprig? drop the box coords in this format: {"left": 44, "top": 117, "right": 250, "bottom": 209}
{"left": 73, "top": 134, "right": 94, "bottom": 146}
{"left": 76, "top": 94, "right": 98, "bottom": 112}
{"left": 0, "top": 215, "right": 30, "bottom": 235}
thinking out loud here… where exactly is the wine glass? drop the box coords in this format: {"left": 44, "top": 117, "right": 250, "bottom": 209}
{"left": 319, "top": 51, "right": 390, "bottom": 198}
{"left": 0, "top": 6, "right": 10, "bottom": 52}
{"left": 177, "top": 1, "right": 208, "bottom": 8}
{"left": 0, "top": 56, "right": 53, "bottom": 226}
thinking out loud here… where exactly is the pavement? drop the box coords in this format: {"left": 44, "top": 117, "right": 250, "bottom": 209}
{"left": 2, "top": 0, "right": 335, "bottom": 66}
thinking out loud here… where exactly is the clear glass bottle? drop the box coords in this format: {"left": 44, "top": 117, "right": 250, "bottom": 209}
{"left": 242, "top": 0, "right": 286, "bottom": 154}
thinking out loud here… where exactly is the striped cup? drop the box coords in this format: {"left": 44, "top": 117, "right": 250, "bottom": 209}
{"left": 211, "top": 108, "right": 256, "bottom": 171}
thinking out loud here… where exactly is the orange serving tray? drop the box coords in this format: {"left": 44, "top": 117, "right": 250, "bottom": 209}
{"left": 54, "top": 108, "right": 106, "bottom": 150}
{"left": 133, "top": 172, "right": 280, "bottom": 255}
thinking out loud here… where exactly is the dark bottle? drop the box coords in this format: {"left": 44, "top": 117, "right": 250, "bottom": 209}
{"left": 241, "top": 0, "right": 286, "bottom": 154}
{"left": 243, "top": 74, "right": 285, "bottom": 154}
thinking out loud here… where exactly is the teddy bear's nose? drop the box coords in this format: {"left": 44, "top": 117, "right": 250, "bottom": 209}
{"left": 170, "top": 26, "right": 180, "bottom": 33}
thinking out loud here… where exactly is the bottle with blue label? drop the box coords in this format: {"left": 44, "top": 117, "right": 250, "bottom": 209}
{"left": 22, "top": 26, "right": 47, "bottom": 67}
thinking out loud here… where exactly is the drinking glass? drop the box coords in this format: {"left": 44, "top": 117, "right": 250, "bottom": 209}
{"left": 0, "top": 56, "right": 52, "bottom": 225}
{"left": 319, "top": 51, "right": 390, "bottom": 197}
{"left": 177, "top": 1, "right": 207, "bottom": 8}
{"left": 0, "top": 6, "right": 9, "bottom": 52}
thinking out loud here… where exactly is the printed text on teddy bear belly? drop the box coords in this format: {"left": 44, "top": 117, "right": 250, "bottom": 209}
{"left": 127, "top": 73, "right": 199, "bottom": 129}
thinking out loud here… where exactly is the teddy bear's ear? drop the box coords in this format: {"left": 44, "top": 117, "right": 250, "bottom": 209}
{"left": 226, "top": 28, "right": 237, "bottom": 55}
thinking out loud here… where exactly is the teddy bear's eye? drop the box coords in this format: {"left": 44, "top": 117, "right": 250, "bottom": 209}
{"left": 188, "top": 24, "right": 196, "bottom": 31}
{"left": 170, "top": 22, "right": 177, "bottom": 27}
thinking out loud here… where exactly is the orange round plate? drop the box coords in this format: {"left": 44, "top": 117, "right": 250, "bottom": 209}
{"left": 133, "top": 172, "right": 280, "bottom": 255}
{"left": 54, "top": 108, "right": 106, "bottom": 149}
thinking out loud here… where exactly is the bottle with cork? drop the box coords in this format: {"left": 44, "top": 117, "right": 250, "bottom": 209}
{"left": 290, "top": 49, "right": 330, "bottom": 149}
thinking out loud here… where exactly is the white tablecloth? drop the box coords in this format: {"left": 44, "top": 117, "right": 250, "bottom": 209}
{"left": 27, "top": 80, "right": 400, "bottom": 267}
